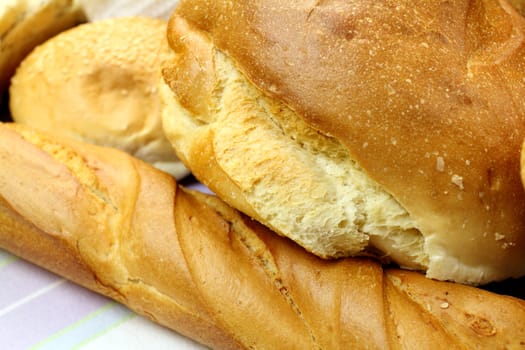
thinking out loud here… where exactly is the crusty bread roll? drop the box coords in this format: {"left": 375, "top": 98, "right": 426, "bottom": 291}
{"left": 1, "top": 122, "right": 524, "bottom": 349}
{"left": 161, "top": 0, "right": 525, "bottom": 285}
{"left": 9, "top": 16, "right": 188, "bottom": 179}
{"left": 0, "top": 0, "right": 85, "bottom": 93}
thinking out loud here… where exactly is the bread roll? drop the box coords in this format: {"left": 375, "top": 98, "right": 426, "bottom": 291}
{"left": 9, "top": 16, "right": 188, "bottom": 179}
{"left": 161, "top": 0, "right": 525, "bottom": 285}
{"left": 0, "top": 122, "right": 524, "bottom": 349}
{"left": 0, "top": 0, "right": 85, "bottom": 93}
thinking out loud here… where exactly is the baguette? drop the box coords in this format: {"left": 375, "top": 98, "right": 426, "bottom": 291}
{"left": 1, "top": 122, "right": 524, "bottom": 349}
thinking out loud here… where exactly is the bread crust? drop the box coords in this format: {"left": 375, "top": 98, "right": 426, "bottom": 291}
{"left": 9, "top": 16, "right": 188, "bottom": 179}
{"left": 163, "top": 0, "right": 525, "bottom": 284}
{"left": 1, "top": 122, "right": 525, "bottom": 349}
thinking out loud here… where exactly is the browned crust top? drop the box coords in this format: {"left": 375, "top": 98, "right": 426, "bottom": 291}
{"left": 168, "top": 0, "right": 525, "bottom": 276}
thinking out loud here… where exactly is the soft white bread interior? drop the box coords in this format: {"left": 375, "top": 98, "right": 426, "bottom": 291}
{"left": 9, "top": 16, "right": 188, "bottom": 179}
{"left": 161, "top": 0, "right": 525, "bottom": 285}
{"left": 1, "top": 122, "right": 525, "bottom": 349}
{"left": 0, "top": 0, "right": 85, "bottom": 93}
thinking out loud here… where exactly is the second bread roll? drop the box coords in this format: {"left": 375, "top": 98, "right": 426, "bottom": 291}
{"left": 9, "top": 16, "right": 188, "bottom": 179}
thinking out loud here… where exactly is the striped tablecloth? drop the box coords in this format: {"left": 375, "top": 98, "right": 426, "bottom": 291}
{"left": 5, "top": 243, "right": 523, "bottom": 349}
{"left": 0, "top": 249, "right": 206, "bottom": 349}
{"left": 1, "top": 181, "right": 210, "bottom": 349}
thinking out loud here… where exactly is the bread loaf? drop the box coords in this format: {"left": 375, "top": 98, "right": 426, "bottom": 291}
{"left": 0, "top": 0, "right": 85, "bottom": 94}
{"left": 161, "top": 0, "right": 525, "bottom": 285}
{"left": 9, "top": 16, "right": 188, "bottom": 179}
{"left": 1, "top": 122, "right": 525, "bottom": 349}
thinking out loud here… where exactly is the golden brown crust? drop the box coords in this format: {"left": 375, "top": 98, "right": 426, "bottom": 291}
{"left": 0, "top": 122, "right": 237, "bottom": 348}
{"left": 164, "top": 0, "right": 525, "bottom": 284}
{"left": 1, "top": 122, "right": 525, "bottom": 349}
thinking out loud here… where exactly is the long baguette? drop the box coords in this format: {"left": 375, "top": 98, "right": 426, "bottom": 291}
{"left": 1, "top": 122, "right": 524, "bottom": 349}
